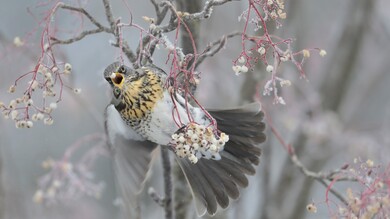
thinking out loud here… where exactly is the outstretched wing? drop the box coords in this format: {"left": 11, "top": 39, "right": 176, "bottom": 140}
{"left": 176, "top": 103, "right": 266, "bottom": 216}
{"left": 105, "top": 105, "right": 158, "bottom": 214}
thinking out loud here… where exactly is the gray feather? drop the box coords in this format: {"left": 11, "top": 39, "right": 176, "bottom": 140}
{"left": 103, "top": 62, "right": 121, "bottom": 82}
{"left": 104, "top": 105, "right": 157, "bottom": 216}
{"left": 176, "top": 103, "right": 266, "bottom": 216}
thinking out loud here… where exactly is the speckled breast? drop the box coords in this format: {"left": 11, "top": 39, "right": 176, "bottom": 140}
{"left": 116, "top": 70, "right": 164, "bottom": 132}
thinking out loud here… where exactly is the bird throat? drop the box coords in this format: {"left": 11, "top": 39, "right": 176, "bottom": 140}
{"left": 116, "top": 71, "right": 164, "bottom": 124}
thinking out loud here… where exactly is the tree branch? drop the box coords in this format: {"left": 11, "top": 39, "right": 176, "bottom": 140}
{"left": 148, "top": 187, "right": 165, "bottom": 207}
{"left": 59, "top": 5, "right": 111, "bottom": 32}
{"left": 195, "top": 31, "right": 242, "bottom": 69}
{"left": 149, "top": 0, "right": 161, "bottom": 16}
{"left": 161, "top": 147, "right": 173, "bottom": 219}
{"left": 134, "top": 1, "right": 172, "bottom": 66}
{"left": 111, "top": 40, "right": 138, "bottom": 64}
{"left": 134, "top": 0, "right": 237, "bottom": 67}
{"left": 290, "top": 154, "right": 349, "bottom": 206}
{"left": 100, "top": 0, "right": 137, "bottom": 63}
{"left": 49, "top": 1, "right": 137, "bottom": 63}
{"left": 50, "top": 28, "right": 105, "bottom": 46}
{"left": 267, "top": 113, "right": 353, "bottom": 207}
{"left": 156, "top": 0, "right": 239, "bottom": 35}
{"left": 290, "top": 155, "right": 356, "bottom": 182}
{"left": 184, "top": 0, "right": 238, "bottom": 20}
{"left": 102, "top": 0, "right": 117, "bottom": 31}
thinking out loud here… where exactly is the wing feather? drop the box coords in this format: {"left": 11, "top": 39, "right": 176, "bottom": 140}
{"left": 105, "top": 105, "right": 157, "bottom": 216}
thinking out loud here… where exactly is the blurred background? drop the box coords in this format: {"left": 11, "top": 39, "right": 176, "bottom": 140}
{"left": 0, "top": 0, "right": 390, "bottom": 218}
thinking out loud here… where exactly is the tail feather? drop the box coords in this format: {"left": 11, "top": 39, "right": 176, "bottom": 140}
{"left": 197, "top": 161, "right": 230, "bottom": 208}
{"left": 207, "top": 162, "right": 240, "bottom": 199}
{"left": 223, "top": 140, "right": 261, "bottom": 165}
{"left": 176, "top": 103, "right": 266, "bottom": 216}
{"left": 209, "top": 156, "right": 250, "bottom": 185}
{"left": 177, "top": 159, "right": 218, "bottom": 215}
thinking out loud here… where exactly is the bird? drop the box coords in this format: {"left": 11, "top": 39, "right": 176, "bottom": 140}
{"left": 103, "top": 62, "right": 266, "bottom": 217}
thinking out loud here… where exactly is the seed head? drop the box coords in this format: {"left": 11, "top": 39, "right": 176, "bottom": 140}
{"left": 64, "top": 63, "right": 72, "bottom": 72}
{"left": 306, "top": 203, "right": 317, "bottom": 213}
{"left": 238, "top": 56, "right": 246, "bottom": 64}
{"left": 8, "top": 85, "right": 16, "bottom": 93}
{"left": 266, "top": 65, "right": 274, "bottom": 72}
{"left": 257, "top": 47, "right": 266, "bottom": 55}
{"left": 319, "top": 50, "right": 327, "bottom": 57}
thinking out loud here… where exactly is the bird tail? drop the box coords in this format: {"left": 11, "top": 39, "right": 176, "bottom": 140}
{"left": 175, "top": 102, "right": 266, "bottom": 216}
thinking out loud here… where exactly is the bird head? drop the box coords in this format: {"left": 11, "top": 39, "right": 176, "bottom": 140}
{"left": 103, "top": 63, "right": 146, "bottom": 98}
{"left": 103, "top": 63, "right": 165, "bottom": 118}
{"left": 103, "top": 62, "right": 128, "bottom": 102}
{"left": 104, "top": 62, "right": 131, "bottom": 85}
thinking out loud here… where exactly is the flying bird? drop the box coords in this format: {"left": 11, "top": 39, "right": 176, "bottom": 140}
{"left": 103, "top": 62, "right": 266, "bottom": 216}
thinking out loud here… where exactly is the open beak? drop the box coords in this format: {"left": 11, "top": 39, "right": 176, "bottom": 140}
{"left": 107, "top": 72, "right": 125, "bottom": 88}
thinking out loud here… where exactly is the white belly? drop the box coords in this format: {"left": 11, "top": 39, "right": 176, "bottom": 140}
{"left": 141, "top": 91, "right": 208, "bottom": 145}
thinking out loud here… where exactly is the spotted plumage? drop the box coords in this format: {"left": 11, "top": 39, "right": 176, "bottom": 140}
{"left": 104, "top": 62, "right": 266, "bottom": 217}
{"left": 114, "top": 70, "right": 164, "bottom": 125}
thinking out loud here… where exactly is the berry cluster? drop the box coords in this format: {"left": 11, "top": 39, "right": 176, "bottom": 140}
{"left": 1, "top": 63, "right": 81, "bottom": 128}
{"left": 171, "top": 123, "right": 229, "bottom": 164}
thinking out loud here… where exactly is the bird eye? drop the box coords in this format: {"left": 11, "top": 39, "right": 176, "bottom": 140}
{"left": 118, "top": 66, "right": 126, "bottom": 73}
{"left": 113, "top": 87, "right": 121, "bottom": 98}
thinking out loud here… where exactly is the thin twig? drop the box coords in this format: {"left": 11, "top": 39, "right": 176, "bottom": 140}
{"left": 317, "top": 178, "right": 349, "bottom": 206}
{"left": 59, "top": 5, "right": 111, "bottom": 32}
{"left": 111, "top": 40, "right": 137, "bottom": 63}
{"left": 161, "top": 147, "right": 173, "bottom": 219}
{"left": 290, "top": 154, "right": 349, "bottom": 206}
{"left": 156, "top": 2, "right": 170, "bottom": 24}
{"left": 101, "top": 0, "right": 137, "bottom": 63}
{"left": 155, "top": 0, "right": 238, "bottom": 37}
{"left": 150, "top": 0, "right": 161, "bottom": 16}
{"left": 102, "top": 0, "right": 116, "bottom": 31}
{"left": 51, "top": 28, "right": 105, "bottom": 45}
{"left": 50, "top": 1, "right": 137, "bottom": 63}
{"left": 195, "top": 31, "right": 242, "bottom": 69}
{"left": 134, "top": 0, "right": 171, "bottom": 64}
{"left": 185, "top": 0, "right": 238, "bottom": 20}
{"left": 266, "top": 112, "right": 352, "bottom": 206}
{"left": 290, "top": 155, "right": 356, "bottom": 182}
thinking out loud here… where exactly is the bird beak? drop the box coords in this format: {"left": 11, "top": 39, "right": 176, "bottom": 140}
{"left": 108, "top": 72, "right": 125, "bottom": 88}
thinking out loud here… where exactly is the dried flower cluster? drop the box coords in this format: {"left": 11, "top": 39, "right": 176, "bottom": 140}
{"left": 13, "top": 36, "right": 25, "bottom": 47}
{"left": 34, "top": 158, "right": 104, "bottom": 205}
{"left": 306, "top": 203, "right": 317, "bottom": 213}
{"left": 233, "top": 0, "right": 327, "bottom": 104}
{"left": 336, "top": 158, "right": 390, "bottom": 218}
{"left": 239, "top": 0, "right": 287, "bottom": 30}
{"left": 35, "top": 134, "right": 107, "bottom": 205}
{"left": 1, "top": 62, "right": 81, "bottom": 128}
{"left": 308, "top": 158, "right": 390, "bottom": 218}
{"left": 171, "top": 123, "right": 229, "bottom": 164}
{"left": 300, "top": 158, "right": 390, "bottom": 218}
